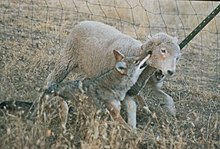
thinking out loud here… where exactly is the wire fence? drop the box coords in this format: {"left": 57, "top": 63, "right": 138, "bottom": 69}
{"left": 0, "top": 0, "right": 220, "bottom": 100}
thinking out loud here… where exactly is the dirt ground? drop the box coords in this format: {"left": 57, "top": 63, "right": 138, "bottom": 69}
{"left": 0, "top": 0, "right": 219, "bottom": 148}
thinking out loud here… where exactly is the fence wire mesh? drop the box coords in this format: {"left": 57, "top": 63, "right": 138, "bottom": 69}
{"left": 0, "top": 0, "right": 219, "bottom": 100}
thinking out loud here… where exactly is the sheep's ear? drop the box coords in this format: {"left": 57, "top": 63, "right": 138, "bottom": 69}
{"left": 173, "top": 36, "right": 178, "bottom": 43}
{"left": 115, "top": 61, "right": 127, "bottom": 75}
{"left": 141, "top": 39, "right": 155, "bottom": 51}
{"left": 113, "top": 50, "right": 124, "bottom": 62}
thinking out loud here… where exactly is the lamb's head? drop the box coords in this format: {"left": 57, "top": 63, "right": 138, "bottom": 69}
{"left": 113, "top": 50, "right": 151, "bottom": 83}
{"left": 141, "top": 33, "right": 181, "bottom": 77}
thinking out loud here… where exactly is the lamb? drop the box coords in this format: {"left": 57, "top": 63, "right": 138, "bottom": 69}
{"left": 44, "top": 21, "right": 181, "bottom": 128}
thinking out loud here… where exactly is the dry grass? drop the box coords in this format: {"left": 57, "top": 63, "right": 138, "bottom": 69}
{"left": 0, "top": 0, "right": 219, "bottom": 148}
{"left": 0, "top": 93, "right": 218, "bottom": 148}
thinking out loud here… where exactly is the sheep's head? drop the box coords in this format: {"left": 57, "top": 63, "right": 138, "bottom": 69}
{"left": 141, "top": 33, "right": 181, "bottom": 77}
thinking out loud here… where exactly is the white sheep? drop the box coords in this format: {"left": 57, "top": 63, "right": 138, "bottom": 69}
{"left": 45, "top": 21, "right": 181, "bottom": 128}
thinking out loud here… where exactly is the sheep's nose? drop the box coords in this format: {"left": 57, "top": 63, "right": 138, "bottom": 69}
{"left": 167, "top": 70, "right": 174, "bottom": 76}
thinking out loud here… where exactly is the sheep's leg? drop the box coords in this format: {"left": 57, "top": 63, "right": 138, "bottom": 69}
{"left": 45, "top": 38, "right": 78, "bottom": 94}
{"left": 155, "top": 89, "right": 176, "bottom": 116}
{"left": 45, "top": 58, "right": 76, "bottom": 94}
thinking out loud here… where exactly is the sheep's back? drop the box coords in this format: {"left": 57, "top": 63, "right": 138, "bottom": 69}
{"left": 68, "top": 21, "right": 142, "bottom": 78}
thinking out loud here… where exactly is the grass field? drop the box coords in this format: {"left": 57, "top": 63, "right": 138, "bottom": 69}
{"left": 0, "top": 0, "right": 219, "bottom": 148}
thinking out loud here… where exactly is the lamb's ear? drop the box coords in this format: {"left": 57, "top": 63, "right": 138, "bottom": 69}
{"left": 115, "top": 61, "right": 127, "bottom": 75}
{"left": 141, "top": 38, "right": 161, "bottom": 51}
{"left": 113, "top": 50, "right": 124, "bottom": 62}
{"left": 173, "top": 36, "right": 178, "bottom": 43}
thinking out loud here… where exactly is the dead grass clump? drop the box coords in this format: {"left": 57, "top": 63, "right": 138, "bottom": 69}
{"left": 0, "top": 89, "right": 219, "bottom": 148}
{"left": 0, "top": 95, "right": 145, "bottom": 148}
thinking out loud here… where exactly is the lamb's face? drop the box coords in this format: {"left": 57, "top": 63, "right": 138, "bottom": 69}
{"left": 142, "top": 33, "right": 181, "bottom": 77}
{"left": 149, "top": 42, "right": 180, "bottom": 76}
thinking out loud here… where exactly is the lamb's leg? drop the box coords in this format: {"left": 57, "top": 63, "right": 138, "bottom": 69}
{"left": 154, "top": 89, "right": 176, "bottom": 116}
{"left": 45, "top": 39, "right": 78, "bottom": 94}
{"left": 45, "top": 59, "right": 75, "bottom": 94}
{"left": 54, "top": 80, "right": 84, "bottom": 100}
{"left": 142, "top": 79, "right": 176, "bottom": 116}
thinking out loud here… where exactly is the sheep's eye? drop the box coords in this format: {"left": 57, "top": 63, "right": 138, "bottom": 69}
{"left": 161, "top": 48, "right": 167, "bottom": 54}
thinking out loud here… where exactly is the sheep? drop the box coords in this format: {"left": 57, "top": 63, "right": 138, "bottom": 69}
{"left": 44, "top": 21, "right": 181, "bottom": 128}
